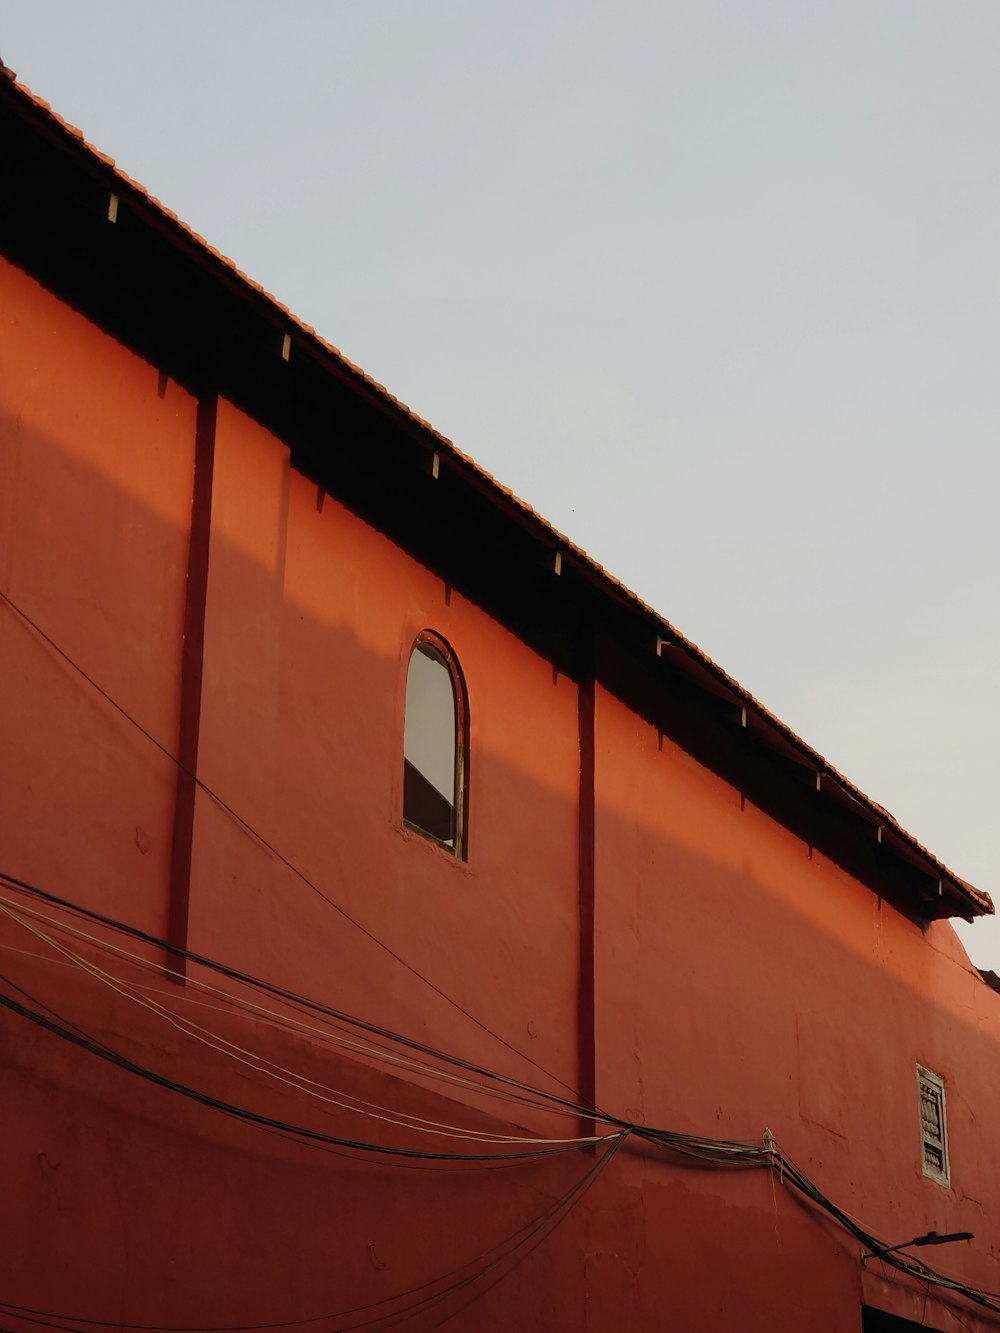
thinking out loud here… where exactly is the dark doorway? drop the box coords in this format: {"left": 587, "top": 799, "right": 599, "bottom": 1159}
{"left": 862, "top": 1305, "right": 939, "bottom": 1332}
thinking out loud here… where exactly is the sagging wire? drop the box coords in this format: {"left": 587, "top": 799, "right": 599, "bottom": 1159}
{"left": 0, "top": 869, "right": 609, "bottom": 1132}
{"left": 0, "top": 1134, "right": 629, "bottom": 1333}
{"left": 421, "top": 1131, "right": 630, "bottom": 1331}
{"left": 764, "top": 1137, "right": 1000, "bottom": 1322}
{"left": 0, "top": 976, "right": 617, "bottom": 1165}
{"left": 0, "top": 892, "right": 581, "bottom": 1131}
{"left": 349, "top": 1131, "right": 628, "bottom": 1331}
{"left": 0, "top": 900, "right": 594, "bottom": 1149}
{"left": 0, "top": 587, "right": 582, "bottom": 1101}
{"left": 1, "top": 874, "right": 998, "bottom": 1322}
{"left": 635, "top": 1124, "right": 772, "bottom": 1167}
{"left": 1, "top": 974, "right": 997, "bottom": 1328}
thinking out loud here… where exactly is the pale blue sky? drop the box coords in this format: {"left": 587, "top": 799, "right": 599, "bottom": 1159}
{"left": 2, "top": 1, "right": 997, "bottom": 961}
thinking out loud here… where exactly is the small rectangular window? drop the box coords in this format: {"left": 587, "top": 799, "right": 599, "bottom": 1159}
{"left": 916, "top": 1065, "right": 950, "bottom": 1188}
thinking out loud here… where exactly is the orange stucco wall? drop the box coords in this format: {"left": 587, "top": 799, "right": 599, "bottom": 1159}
{"left": 593, "top": 683, "right": 1000, "bottom": 1325}
{"left": 187, "top": 396, "right": 582, "bottom": 1089}
{"left": 0, "top": 256, "right": 195, "bottom": 935}
{"left": 3, "top": 252, "right": 1000, "bottom": 1331}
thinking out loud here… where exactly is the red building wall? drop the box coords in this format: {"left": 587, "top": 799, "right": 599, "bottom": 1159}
{"left": 0, "top": 256, "right": 195, "bottom": 935}
{"left": 2, "top": 237, "right": 999, "bottom": 1333}
{"left": 594, "top": 683, "right": 1000, "bottom": 1326}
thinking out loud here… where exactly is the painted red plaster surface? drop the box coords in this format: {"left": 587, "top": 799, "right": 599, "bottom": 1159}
{"left": 0, "top": 257, "right": 194, "bottom": 936}
{"left": 2, "top": 253, "right": 1000, "bottom": 1332}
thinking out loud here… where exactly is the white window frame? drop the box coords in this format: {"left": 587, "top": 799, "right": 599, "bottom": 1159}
{"left": 916, "top": 1064, "right": 951, "bottom": 1188}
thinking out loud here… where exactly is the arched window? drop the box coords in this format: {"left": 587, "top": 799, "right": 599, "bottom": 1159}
{"left": 403, "top": 634, "right": 467, "bottom": 856}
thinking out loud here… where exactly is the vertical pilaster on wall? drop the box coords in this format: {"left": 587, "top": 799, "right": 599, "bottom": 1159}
{"left": 167, "top": 392, "right": 217, "bottom": 979}
{"left": 578, "top": 672, "right": 597, "bottom": 1140}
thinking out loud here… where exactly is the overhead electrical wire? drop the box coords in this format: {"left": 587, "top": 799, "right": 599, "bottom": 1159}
{"left": 763, "top": 1138, "right": 1000, "bottom": 1320}
{"left": 0, "top": 887, "right": 588, "bottom": 1128}
{"left": 418, "top": 1131, "right": 630, "bottom": 1332}
{"left": 0, "top": 901, "right": 591, "bottom": 1149}
{"left": 0, "top": 911, "right": 563, "bottom": 1131}
{"left": 0, "top": 878, "right": 997, "bottom": 1325}
{"left": 0, "top": 923, "right": 579, "bottom": 1141}
{"left": 2, "top": 596, "right": 998, "bottom": 1319}
{"left": 0, "top": 1004, "right": 989, "bottom": 1322}
{"left": 634, "top": 1123, "right": 774, "bottom": 1168}
{"left": 0, "top": 895, "right": 592, "bottom": 1178}
{"left": 0, "top": 976, "right": 616, "bottom": 1165}
{"left": 0, "top": 586, "right": 582, "bottom": 1100}
{"left": 0, "top": 869, "right": 606, "bottom": 1131}
{"left": 0, "top": 1133, "right": 627, "bottom": 1333}
{"left": 292, "top": 1132, "right": 627, "bottom": 1331}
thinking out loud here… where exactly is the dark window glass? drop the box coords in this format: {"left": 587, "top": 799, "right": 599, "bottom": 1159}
{"left": 403, "top": 639, "right": 465, "bottom": 853}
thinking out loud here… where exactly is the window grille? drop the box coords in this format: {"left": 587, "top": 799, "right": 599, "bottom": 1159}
{"left": 916, "top": 1065, "right": 950, "bottom": 1188}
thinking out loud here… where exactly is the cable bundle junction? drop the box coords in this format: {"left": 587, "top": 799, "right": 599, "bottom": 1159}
{"left": 0, "top": 870, "right": 996, "bottom": 1330}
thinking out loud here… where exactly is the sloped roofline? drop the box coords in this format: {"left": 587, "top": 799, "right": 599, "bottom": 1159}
{"left": 0, "top": 61, "right": 990, "bottom": 921}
